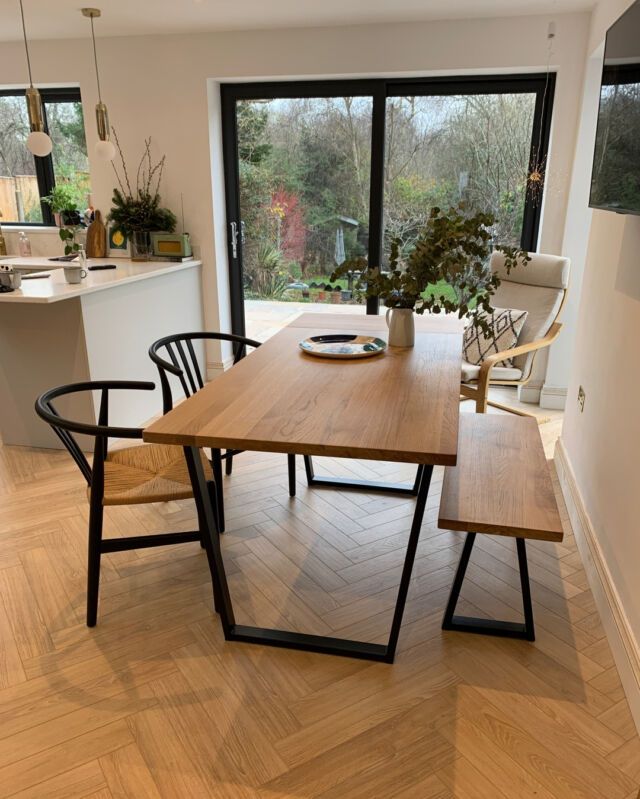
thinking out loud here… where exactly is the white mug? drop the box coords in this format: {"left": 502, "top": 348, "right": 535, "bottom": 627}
{"left": 63, "top": 265, "right": 87, "bottom": 284}
{"left": 385, "top": 307, "right": 415, "bottom": 347}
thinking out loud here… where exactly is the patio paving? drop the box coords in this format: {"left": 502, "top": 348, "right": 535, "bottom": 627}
{"left": 244, "top": 298, "right": 366, "bottom": 341}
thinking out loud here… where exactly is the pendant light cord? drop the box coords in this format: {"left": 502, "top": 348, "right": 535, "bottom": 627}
{"left": 536, "top": 29, "right": 554, "bottom": 156}
{"left": 90, "top": 15, "right": 103, "bottom": 103}
{"left": 18, "top": 0, "right": 34, "bottom": 86}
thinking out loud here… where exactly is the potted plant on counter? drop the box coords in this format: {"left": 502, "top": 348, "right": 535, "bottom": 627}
{"left": 108, "top": 131, "right": 176, "bottom": 261}
{"left": 42, "top": 184, "right": 84, "bottom": 256}
{"left": 42, "top": 184, "right": 82, "bottom": 227}
{"left": 331, "top": 204, "right": 530, "bottom": 346}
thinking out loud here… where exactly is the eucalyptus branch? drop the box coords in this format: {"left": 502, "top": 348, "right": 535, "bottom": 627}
{"left": 331, "top": 204, "right": 530, "bottom": 333}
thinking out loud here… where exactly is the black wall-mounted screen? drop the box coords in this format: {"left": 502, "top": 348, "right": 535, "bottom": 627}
{"left": 590, "top": 0, "right": 640, "bottom": 215}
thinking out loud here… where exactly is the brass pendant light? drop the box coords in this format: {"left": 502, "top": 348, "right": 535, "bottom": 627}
{"left": 18, "top": 0, "right": 53, "bottom": 157}
{"left": 82, "top": 8, "right": 116, "bottom": 161}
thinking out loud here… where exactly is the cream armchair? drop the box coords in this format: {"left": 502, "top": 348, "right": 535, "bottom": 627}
{"left": 460, "top": 251, "right": 570, "bottom": 415}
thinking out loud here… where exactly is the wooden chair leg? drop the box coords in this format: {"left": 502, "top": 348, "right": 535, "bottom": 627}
{"left": 211, "top": 449, "right": 225, "bottom": 534}
{"left": 485, "top": 399, "right": 547, "bottom": 423}
{"left": 476, "top": 392, "right": 488, "bottom": 413}
{"left": 86, "top": 502, "right": 104, "bottom": 627}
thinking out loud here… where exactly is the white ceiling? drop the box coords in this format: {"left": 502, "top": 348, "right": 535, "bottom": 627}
{"left": 1, "top": 0, "right": 594, "bottom": 41}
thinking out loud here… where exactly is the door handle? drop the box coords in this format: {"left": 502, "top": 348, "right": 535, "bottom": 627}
{"left": 230, "top": 221, "right": 238, "bottom": 259}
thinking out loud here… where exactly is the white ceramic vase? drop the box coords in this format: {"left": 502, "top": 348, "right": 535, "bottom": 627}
{"left": 385, "top": 307, "right": 415, "bottom": 347}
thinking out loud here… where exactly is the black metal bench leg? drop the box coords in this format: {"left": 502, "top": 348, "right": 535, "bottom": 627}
{"left": 442, "top": 532, "right": 476, "bottom": 631}
{"left": 517, "top": 538, "right": 536, "bottom": 641}
{"left": 225, "top": 449, "right": 234, "bottom": 476}
{"left": 86, "top": 502, "right": 104, "bottom": 627}
{"left": 288, "top": 454, "right": 296, "bottom": 497}
{"left": 442, "top": 533, "right": 535, "bottom": 641}
{"left": 211, "top": 449, "right": 225, "bottom": 533}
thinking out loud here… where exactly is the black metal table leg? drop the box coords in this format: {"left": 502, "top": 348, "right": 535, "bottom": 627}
{"left": 303, "top": 455, "right": 422, "bottom": 497}
{"left": 210, "top": 449, "right": 226, "bottom": 533}
{"left": 442, "top": 533, "right": 535, "bottom": 641}
{"left": 189, "top": 450, "right": 434, "bottom": 662}
{"left": 184, "top": 447, "right": 233, "bottom": 628}
{"left": 288, "top": 454, "right": 296, "bottom": 497}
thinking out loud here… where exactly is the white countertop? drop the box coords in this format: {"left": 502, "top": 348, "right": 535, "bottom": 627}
{"left": 0, "top": 256, "right": 66, "bottom": 271}
{"left": 0, "top": 258, "right": 202, "bottom": 304}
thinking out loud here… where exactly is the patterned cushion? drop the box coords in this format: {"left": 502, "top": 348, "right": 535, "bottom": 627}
{"left": 463, "top": 307, "right": 528, "bottom": 368}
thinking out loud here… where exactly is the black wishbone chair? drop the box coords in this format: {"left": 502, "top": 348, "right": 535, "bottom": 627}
{"left": 149, "top": 332, "right": 297, "bottom": 533}
{"left": 35, "top": 381, "right": 217, "bottom": 627}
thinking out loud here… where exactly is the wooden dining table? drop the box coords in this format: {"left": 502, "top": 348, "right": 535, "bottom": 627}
{"left": 144, "top": 312, "right": 464, "bottom": 662}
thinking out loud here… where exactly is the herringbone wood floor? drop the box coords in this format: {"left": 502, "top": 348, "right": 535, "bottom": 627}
{"left": 0, "top": 405, "right": 639, "bottom": 798}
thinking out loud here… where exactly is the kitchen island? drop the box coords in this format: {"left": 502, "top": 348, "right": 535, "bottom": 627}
{"left": 0, "top": 258, "right": 203, "bottom": 448}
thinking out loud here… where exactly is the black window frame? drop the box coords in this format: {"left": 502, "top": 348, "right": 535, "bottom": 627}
{"left": 221, "top": 73, "right": 556, "bottom": 336}
{"left": 0, "top": 86, "right": 84, "bottom": 227}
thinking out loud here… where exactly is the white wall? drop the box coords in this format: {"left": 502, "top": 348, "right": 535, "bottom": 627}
{"left": 558, "top": 0, "right": 640, "bottom": 729}
{"left": 541, "top": 47, "right": 602, "bottom": 409}
{"left": 0, "top": 13, "right": 589, "bottom": 373}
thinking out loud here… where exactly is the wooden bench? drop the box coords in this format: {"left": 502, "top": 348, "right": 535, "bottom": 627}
{"left": 438, "top": 414, "right": 564, "bottom": 641}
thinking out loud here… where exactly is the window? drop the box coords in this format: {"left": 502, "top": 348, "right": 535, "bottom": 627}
{"left": 221, "top": 75, "right": 555, "bottom": 339}
{"left": 0, "top": 87, "right": 90, "bottom": 226}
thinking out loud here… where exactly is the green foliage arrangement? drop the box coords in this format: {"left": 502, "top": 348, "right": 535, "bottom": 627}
{"left": 59, "top": 226, "right": 82, "bottom": 256}
{"left": 42, "top": 184, "right": 79, "bottom": 215}
{"left": 43, "top": 184, "right": 83, "bottom": 254}
{"left": 331, "top": 205, "right": 530, "bottom": 333}
{"left": 108, "top": 130, "right": 176, "bottom": 236}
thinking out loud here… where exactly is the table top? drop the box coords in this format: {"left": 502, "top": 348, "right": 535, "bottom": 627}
{"left": 144, "top": 312, "right": 463, "bottom": 465}
{"left": 0, "top": 258, "right": 201, "bottom": 304}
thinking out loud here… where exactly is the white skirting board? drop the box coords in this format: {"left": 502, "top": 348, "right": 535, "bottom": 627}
{"left": 518, "top": 382, "right": 542, "bottom": 404}
{"left": 555, "top": 439, "right": 640, "bottom": 733}
{"left": 540, "top": 384, "right": 568, "bottom": 410}
{"left": 207, "top": 354, "right": 235, "bottom": 379}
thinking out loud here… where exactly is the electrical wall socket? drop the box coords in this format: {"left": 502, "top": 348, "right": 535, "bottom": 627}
{"left": 578, "top": 385, "right": 586, "bottom": 412}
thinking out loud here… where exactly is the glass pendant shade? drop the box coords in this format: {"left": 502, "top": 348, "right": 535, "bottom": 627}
{"left": 95, "top": 139, "right": 116, "bottom": 160}
{"left": 27, "top": 130, "right": 53, "bottom": 157}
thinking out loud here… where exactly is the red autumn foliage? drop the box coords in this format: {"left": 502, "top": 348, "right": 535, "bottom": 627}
{"left": 270, "top": 188, "right": 306, "bottom": 263}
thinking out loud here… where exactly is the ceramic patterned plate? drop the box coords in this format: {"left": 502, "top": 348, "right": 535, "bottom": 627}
{"left": 299, "top": 334, "right": 387, "bottom": 359}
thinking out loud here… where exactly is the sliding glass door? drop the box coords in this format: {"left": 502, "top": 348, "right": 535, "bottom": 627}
{"left": 221, "top": 75, "right": 554, "bottom": 340}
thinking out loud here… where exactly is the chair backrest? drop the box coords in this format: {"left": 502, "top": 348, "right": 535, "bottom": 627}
{"left": 149, "top": 331, "right": 261, "bottom": 413}
{"left": 34, "top": 381, "right": 153, "bottom": 487}
{"left": 491, "top": 251, "right": 570, "bottom": 378}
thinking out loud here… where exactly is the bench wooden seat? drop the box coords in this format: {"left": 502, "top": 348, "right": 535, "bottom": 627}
{"left": 438, "top": 414, "right": 564, "bottom": 641}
